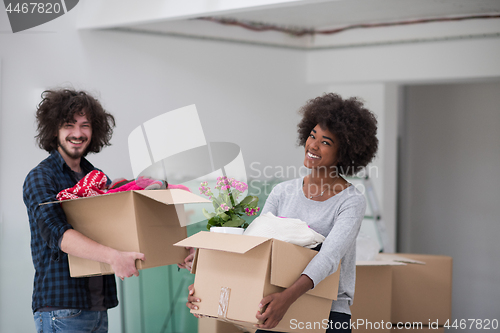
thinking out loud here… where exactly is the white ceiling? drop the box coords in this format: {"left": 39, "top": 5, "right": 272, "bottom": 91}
{"left": 88, "top": 0, "right": 500, "bottom": 49}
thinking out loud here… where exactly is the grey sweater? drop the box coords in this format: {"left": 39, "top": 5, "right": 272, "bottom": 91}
{"left": 261, "top": 178, "right": 366, "bottom": 315}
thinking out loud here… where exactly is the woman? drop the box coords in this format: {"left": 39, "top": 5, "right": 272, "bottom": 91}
{"left": 186, "top": 93, "right": 378, "bottom": 332}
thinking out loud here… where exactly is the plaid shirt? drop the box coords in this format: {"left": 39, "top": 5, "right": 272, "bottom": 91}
{"left": 23, "top": 151, "right": 118, "bottom": 313}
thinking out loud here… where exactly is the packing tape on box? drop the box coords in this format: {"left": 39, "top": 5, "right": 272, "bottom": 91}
{"left": 218, "top": 287, "right": 231, "bottom": 319}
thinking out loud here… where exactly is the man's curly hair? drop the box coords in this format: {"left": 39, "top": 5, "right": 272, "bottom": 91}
{"left": 297, "top": 93, "right": 378, "bottom": 176}
{"left": 35, "top": 89, "right": 116, "bottom": 155}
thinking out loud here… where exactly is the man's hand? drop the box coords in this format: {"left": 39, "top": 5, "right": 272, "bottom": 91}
{"left": 110, "top": 250, "right": 145, "bottom": 281}
{"left": 186, "top": 284, "right": 202, "bottom": 318}
{"left": 60, "top": 229, "right": 146, "bottom": 281}
{"left": 255, "top": 292, "right": 293, "bottom": 329}
{"left": 177, "top": 247, "right": 195, "bottom": 270}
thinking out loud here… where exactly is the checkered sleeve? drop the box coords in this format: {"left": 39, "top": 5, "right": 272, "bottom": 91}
{"left": 23, "top": 167, "right": 73, "bottom": 261}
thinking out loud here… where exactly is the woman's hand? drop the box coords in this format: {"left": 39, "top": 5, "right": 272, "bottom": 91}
{"left": 177, "top": 247, "right": 195, "bottom": 270}
{"left": 255, "top": 274, "right": 314, "bottom": 329}
{"left": 186, "top": 284, "right": 202, "bottom": 318}
{"left": 255, "top": 292, "right": 293, "bottom": 329}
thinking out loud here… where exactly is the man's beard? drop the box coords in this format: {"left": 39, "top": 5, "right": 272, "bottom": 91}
{"left": 58, "top": 136, "right": 87, "bottom": 159}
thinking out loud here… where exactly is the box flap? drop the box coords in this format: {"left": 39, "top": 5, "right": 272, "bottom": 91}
{"left": 356, "top": 253, "right": 425, "bottom": 266}
{"left": 174, "top": 232, "right": 271, "bottom": 254}
{"left": 355, "top": 260, "right": 406, "bottom": 266}
{"left": 132, "top": 193, "right": 189, "bottom": 264}
{"left": 190, "top": 248, "right": 199, "bottom": 274}
{"left": 270, "top": 239, "right": 339, "bottom": 300}
{"left": 376, "top": 253, "right": 425, "bottom": 264}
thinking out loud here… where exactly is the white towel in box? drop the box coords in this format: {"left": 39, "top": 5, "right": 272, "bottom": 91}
{"left": 243, "top": 212, "right": 325, "bottom": 248}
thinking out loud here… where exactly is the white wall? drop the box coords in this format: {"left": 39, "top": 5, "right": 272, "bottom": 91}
{"left": 399, "top": 82, "right": 500, "bottom": 325}
{"left": 0, "top": 8, "right": 308, "bottom": 333}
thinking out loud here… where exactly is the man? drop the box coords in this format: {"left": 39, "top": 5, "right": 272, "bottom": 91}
{"left": 23, "top": 89, "right": 145, "bottom": 332}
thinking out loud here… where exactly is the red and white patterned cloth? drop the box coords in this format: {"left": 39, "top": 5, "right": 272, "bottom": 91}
{"left": 56, "top": 171, "right": 192, "bottom": 201}
{"left": 56, "top": 170, "right": 108, "bottom": 201}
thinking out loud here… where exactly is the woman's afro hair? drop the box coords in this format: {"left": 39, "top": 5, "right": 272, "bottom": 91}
{"left": 297, "top": 93, "right": 378, "bottom": 176}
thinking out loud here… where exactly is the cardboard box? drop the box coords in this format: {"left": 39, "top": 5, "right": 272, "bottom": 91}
{"left": 350, "top": 265, "right": 393, "bottom": 324}
{"left": 351, "top": 254, "right": 424, "bottom": 325}
{"left": 56, "top": 189, "right": 209, "bottom": 277}
{"left": 351, "top": 253, "right": 452, "bottom": 329}
{"left": 175, "top": 231, "right": 341, "bottom": 333}
{"left": 198, "top": 317, "right": 256, "bottom": 333}
{"left": 390, "top": 253, "right": 452, "bottom": 325}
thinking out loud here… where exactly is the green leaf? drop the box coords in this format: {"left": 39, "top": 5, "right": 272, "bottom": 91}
{"left": 212, "top": 200, "right": 220, "bottom": 210}
{"left": 219, "top": 212, "right": 230, "bottom": 221}
{"left": 202, "top": 208, "right": 215, "bottom": 220}
{"left": 233, "top": 205, "right": 244, "bottom": 214}
{"left": 222, "top": 220, "right": 240, "bottom": 227}
{"left": 207, "top": 215, "right": 225, "bottom": 229}
{"left": 240, "top": 195, "right": 253, "bottom": 205}
{"left": 241, "top": 195, "right": 259, "bottom": 207}
{"left": 222, "top": 216, "right": 245, "bottom": 227}
{"left": 236, "top": 216, "right": 245, "bottom": 224}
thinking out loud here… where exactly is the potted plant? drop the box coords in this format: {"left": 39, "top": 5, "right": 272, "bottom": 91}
{"left": 199, "top": 176, "right": 260, "bottom": 234}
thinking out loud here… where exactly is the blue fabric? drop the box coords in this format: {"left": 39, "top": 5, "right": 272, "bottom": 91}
{"left": 34, "top": 309, "right": 108, "bottom": 333}
{"left": 23, "top": 151, "right": 118, "bottom": 313}
{"left": 326, "top": 312, "right": 352, "bottom": 333}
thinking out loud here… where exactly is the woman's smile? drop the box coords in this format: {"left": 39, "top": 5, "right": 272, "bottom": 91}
{"left": 306, "top": 151, "right": 321, "bottom": 160}
{"left": 304, "top": 124, "right": 338, "bottom": 170}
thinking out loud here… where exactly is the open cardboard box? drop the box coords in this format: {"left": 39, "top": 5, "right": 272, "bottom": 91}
{"left": 175, "top": 231, "right": 341, "bottom": 333}
{"left": 48, "top": 189, "right": 210, "bottom": 277}
{"left": 351, "top": 253, "right": 452, "bottom": 331}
